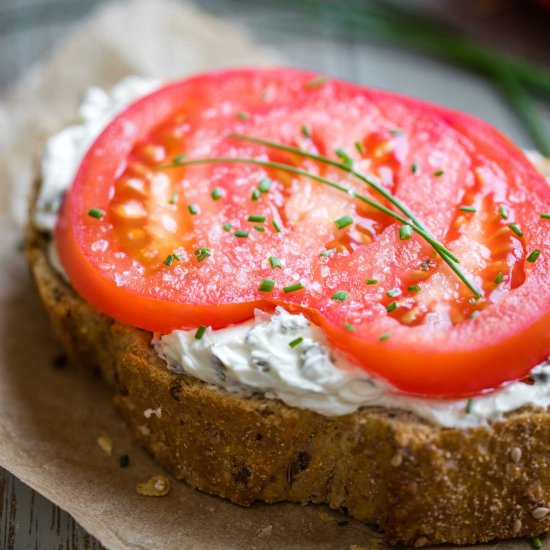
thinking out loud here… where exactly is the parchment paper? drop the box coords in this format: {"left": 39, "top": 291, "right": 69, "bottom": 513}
{"left": 0, "top": 1, "right": 532, "bottom": 548}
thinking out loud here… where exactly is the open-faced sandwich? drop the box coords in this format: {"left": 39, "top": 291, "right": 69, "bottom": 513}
{"left": 26, "top": 68, "right": 550, "bottom": 547}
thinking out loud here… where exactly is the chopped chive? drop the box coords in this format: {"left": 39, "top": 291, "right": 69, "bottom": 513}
{"left": 188, "top": 204, "right": 198, "bottom": 215}
{"left": 88, "top": 208, "right": 105, "bottom": 219}
{"left": 335, "top": 215, "right": 353, "bottom": 229}
{"left": 335, "top": 148, "right": 353, "bottom": 168}
{"left": 411, "top": 163, "right": 418, "bottom": 174}
{"left": 332, "top": 290, "right": 350, "bottom": 302}
{"left": 366, "top": 278, "right": 378, "bottom": 285}
{"left": 386, "top": 289, "right": 399, "bottom": 297}
{"left": 194, "top": 247, "right": 211, "bottom": 262}
{"left": 119, "top": 454, "right": 130, "bottom": 468}
{"left": 380, "top": 333, "right": 391, "bottom": 342}
{"left": 386, "top": 301, "right": 398, "bottom": 313}
{"left": 169, "top": 192, "right": 179, "bottom": 205}
{"left": 495, "top": 272, "right": 504, "bottom": 284}
{"left": 344, "top": 323, "right": 355, "bottom": 332}
{"left": 320, "top": 248, "right": 336, "bottom": 257}
{"left": 163, "top": 254, "right": 174, "bottom": 266}
{"left": 500, "top": 205, "right": 509, "bottom": 219}
{"left": 259, "top": 178, "right": 272, "bottom": 193}
{"left": 459, "top": 205, "right": 477, "bottom": 213}
{"left": 254, "top": 225, "right": 265, "bottom": 232}
{"left": 541, "top": 213, "right": 550, "bottom": 220}
{"left": 272, "top": 220, "right": 282, "bottom": 233}
{"left": 173, "top": 153, "right": 186, "bottom": 165}
{"left": 526, "top": 249, "right": 541, "bottom": 263}
{"left": 355, "top": 141, "right": 365, "bottom": 155}
{"left": 466, "top": 398, "right": 474, "bottom": 414}
{"left": 248, "top": 215, "right": 266, "bottom": 223}
{"left": 234, "top": 230, "right": 249, "bottom": 238}
{"left": 269, "top": 256, "right": 282, "bottom": 268}
{"left": 433, "top": 169, "right": 444, "bottom": 177}
{"left": 301, "top": 124, "right": 311, "bottom": 138}
{"left": 251, "top": 189, "right": 261, "bottom": 201}
{"left": 223, "top": 222, "right": 232, "bottom": 232}
{"left": 283, "top": 282, "right": 304, "bottom": 294}
{"left": 470, "top": 310, "right": 480, "bottom": 319}
{"left": 305, "top": 76, "right": 328, "bottom": 89}
{"left": 211, "top": 187, "right": 223, "bottom": 201}
{"left": 533, "top": 537, "right": 543, "bottom": 550}
{"left": 399, "top": 224, "right": 412, "bottom": 240}
{"left": 289, "top": 336, "right": 304, "bottom": 348}
{"left": 390, "top": 128, "right": 404, "bottom": 136}
{"left": 509, "top": 223, "right": 523, "bottom": 237}
{"left": 237, "top": 111, "right": 249, "bottom": 121}
{"left": 407, "top": 284, "right": 421, "bottom": 292}
{"left": 194, "top": 325, "right": 207, "bottom": 340}
{"left": 258, "top": 279, "right": 275, "bottom": 292}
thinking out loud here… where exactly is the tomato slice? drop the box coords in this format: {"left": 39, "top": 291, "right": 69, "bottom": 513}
{"left": 56, "top": 68, "right": 550, "bottom": 397}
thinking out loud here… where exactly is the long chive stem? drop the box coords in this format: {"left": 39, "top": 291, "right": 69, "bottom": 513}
{"left": 156, "top": 155, "right": 481, "bottom": 297}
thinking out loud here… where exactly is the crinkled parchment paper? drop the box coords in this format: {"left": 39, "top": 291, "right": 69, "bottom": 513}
{"left": 0, "top": 0, "right": 532, "bottom": 548}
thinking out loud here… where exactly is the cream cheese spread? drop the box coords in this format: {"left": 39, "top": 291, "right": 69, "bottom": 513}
{"left": 36, "top": 77, "right": 550, "bottom": 428}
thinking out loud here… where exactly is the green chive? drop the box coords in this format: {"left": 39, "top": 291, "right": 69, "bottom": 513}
{"left": 459, "top": 205, "right": 477, "bottom": 213}
{"left": 470, "top": 311, "right": 480, "bottom": 319}
{"left": 259, "top": 178, "right": 272, "bottom": 193}
{"left": 119, "top": 454, "right": 130, "bottom": 468}
{"left": 223, "top": 222, "right": 232, "bottom": 232}
{"left": 188, "top": 204, "right": 198, "bottom": 215}
{"left": 399, "top": 224, "right": 412, "bottom": 240}
{"left": 366, "top": 278, "right": 378, "bottom": 285}
{"left": 269, "top": 256, "right": 282, "bottom": 268}
{"left": 169, "top": 192, "right": 178, "bottom": 205}
{"left": 235, "top": 230, "right": 249, "bottom": 238}
{"left": 332, "top": 290, "right": 350, "bottom": 302}
{"left": 433, "top": 169, "right": 444, "bottom": 177}
{"left": 541, "top": 213, "right": 550, "bottom": 220}
{"left": 355, "top": 141, "right": 365, "bottom": 155}
{"left": 248, "top": 215, "right": 266, "bottom": 223}
{"left": 380, "top": 333, "right": 391, "bottom": 342}
{"left": 163, "top": 254, "right": 174, "bottom": 266}
{"left": 495, "top": 272, "right": 504, "bottom": 284}
{"left": 335, "top": 215, "right": 353, "bottom": 229}
{"left": 526, "top": 249, "right": 541, "bottom": 263}
{"left": 533, "top": 537, "right": 543, "bottom": 550}
{"left": 283, "top": 282, "right": 304, "bottom": 294}
{"left": 500, "top": 205, "right": 509, "bottom": 219}
{"left": 194, "top": 247, "right": 211, "bottom": 262}
{"left": 301, "top": 124, "right": 311, "bottom": 138}
{"left": 237, "top": 111, "right": 249, "bottom": 121}
{"left": 408, "top": 284, "right": 421, "bottom": 292}
{"left": 466, "top": 398, "right": 474, "bottom": 414}
{"left": 335, "top": 148, "right": 353, "bottom": 168}
{"left": 211, "top": 187, "right": 223, "bottom": 201}
{"left": 88, "top": 208, "right": 105, "bottom": 219}
{"left": 173, "top": 252, "right": 181, "bottom": 260}
{"left": 289, "top": 336, "right": 304, "bottom": 348}
{"left": 251, "top": 189, "right": 261, "bottom": 201}
{"left": 509, "top": 223, "right": 523, "bottom": 237}
{"left": 254, "top": 225, "right": 265, "bottom": 232}
{"left": 411, "top": 163, "right": 418, "bottom": 173}
{"left": 194, "top": 325, "right": 207, "bottom": 340}
{"left": 344, "top": 323, "right": 355, "bottom": 332}
{"left": 320, "top": 248, "right": 336, "bottom": 257}
{"left": 305, "top": 76, "right": 328, "bottom": 89}
{"left": 272, "top": 220, "right": 282, "bottom": 233}
{"left": 386, "top": 289, "right": 399, "bottom": 297}
{"left": 390, "top": 128, "right": 404, "bottom": 136}
{"left": 259, "top": 279, "right": 275, "bottom": 292}
{"left": 173, "top": 153, "right": 186, "bottom": 165}
{"left": 386, "top": 301, "right": 398, "bottom": 313}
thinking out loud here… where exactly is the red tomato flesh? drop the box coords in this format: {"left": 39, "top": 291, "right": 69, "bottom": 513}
{"left": 56, "top": 68, "right": 550, "bottom": 397}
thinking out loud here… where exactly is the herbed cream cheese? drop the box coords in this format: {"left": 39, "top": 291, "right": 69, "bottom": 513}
{"left": 36, "top": 77, "right": 550, "bottom": 428}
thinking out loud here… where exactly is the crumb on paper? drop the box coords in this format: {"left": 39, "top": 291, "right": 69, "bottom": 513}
{"left": 257, "top": 525, "right": 272, "bottom": 538}
{"left": 136, "top": 475, "right": 171, "bottom": 497}
{"left": 97, "top": 435, "right": 113, "bottom": 455}
{"left": 318, "top": 511, "right": 338, "bottom": 523}
{"left": 144, "top": 407, "right": 162, "bottom": 418}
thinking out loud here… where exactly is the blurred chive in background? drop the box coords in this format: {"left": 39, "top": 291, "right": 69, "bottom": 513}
{"left": 1, "top": 0, "right": 549, "bottom": 153}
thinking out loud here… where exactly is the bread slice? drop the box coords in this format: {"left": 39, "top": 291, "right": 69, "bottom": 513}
{"left": 26, "top": 194, "right": 550, "bottom": 547}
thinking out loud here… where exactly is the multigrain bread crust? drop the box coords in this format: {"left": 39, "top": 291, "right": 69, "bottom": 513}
{"left": 26, "top": 220, "right": 550, "bottom": 548}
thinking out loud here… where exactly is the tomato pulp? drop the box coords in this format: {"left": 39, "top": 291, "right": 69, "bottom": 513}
{"left": 56, "top": 68, "right": 550, "bottom": 397}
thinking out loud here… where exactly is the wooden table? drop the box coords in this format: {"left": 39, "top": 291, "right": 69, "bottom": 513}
{"left": 1, "top": 0, "right": 549, "bottom": 547}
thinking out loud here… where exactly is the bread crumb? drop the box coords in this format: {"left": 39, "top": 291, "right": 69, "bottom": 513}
{"left": 144, "top": 407, "right": 162, "bottom": 418}
{"left": 532, "top": 507, "right": 550, "bottom": 520}
{"left": 414, "top": 536, "right": 429, "bottom": 548}
{"left": 97, "top": 435, "right": 113, "bottom": 455}
{"left": 318, "top": 511, "right": 337, "bottom": 522}
{"left": 136, "top": 475, "right": 171, "bottom": 496}
{"left": 512, "top": 518, "right": 522, "bottom": 533}
{"left": 390, "top": 452, "right": 403, "bottom": 467}
{"left": 510, "top": 447, "right": 522, "bottom": 464}
{"left": 257, "top": 525, "right": 272, "bottom": 538}
{"left": 139, "top": 425, "right": 151, "bottom": 436}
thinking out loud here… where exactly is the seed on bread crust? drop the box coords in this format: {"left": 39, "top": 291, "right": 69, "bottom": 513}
{"left": 97, "top": 435, "right": 113, "bottom": 455}
{"left": 136, "top": 475, "right": 171, "bottom": 496}
{"left": 532, "top": 507, "right": 550, "bottom": 521}
{"left": 510, "top": 447, "right": 522, "bottom": 463}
